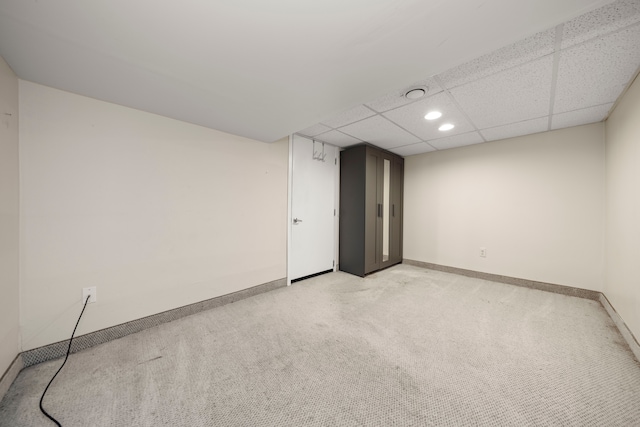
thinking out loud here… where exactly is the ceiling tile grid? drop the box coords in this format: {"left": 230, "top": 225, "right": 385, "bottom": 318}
{"left": 298, "top": 123, "right": 332, "bottom": 137}
{"left": 437, "top": 28, "right": 556, "bottom": 89}
{"left": 427, "top": 132, "right": 486, "bottom": 151}
{"left": 4, "top": 0, "right": 635, "bottom": 146}
{"left": 382, "top": 91, "right": 476, "bottom": 141}
{"left": 389, "top": 142, "right": 436, "bottom": 157}
{"left": 339, "top": 115, "right": 421, "bottom": 150}
{"left": 551, "top": 103, "right": 614, "bottom": 130}
{"left": 320, "top": 105, "right": 376, "bottom": 129}
{"left": 310, "top": 130, "right": 362, "bottom": 147}
{"left": 561, "top": 0, "right": 640, "bottom": 49}
{"left": 297, "top": 0, "right": 640, "bottom": 156}
{"left": 365, "top": 77, "right": 443, "bottom": 113}
{"left": 554, "top": 23, "right": 640, "bottom": 114}
{"left": 449, "top": 55, "right": 554, "bottom": 129}
{"left": 480, "top": 117, "right": 550, "bottom": 142}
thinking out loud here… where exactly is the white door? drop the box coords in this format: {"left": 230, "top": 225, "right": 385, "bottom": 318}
{"left": 289, "top": 135, "right": 337, "bottom": 281}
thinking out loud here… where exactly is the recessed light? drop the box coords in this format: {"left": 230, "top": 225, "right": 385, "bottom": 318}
{"left": 424, "top": 111, "right": 442, "bottom": 120}
{"left": 439, "top": 123, "right": 455, "bottom": 131}
{"left": 404, "top": 87, "right": 427, "bottom": 99}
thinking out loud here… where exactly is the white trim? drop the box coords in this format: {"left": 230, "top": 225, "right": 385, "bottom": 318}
{"left": 288, "top": 136, "right": 340, "bottom": 281}
{"left": 334, "top": 149, "right": 341, "bottom": 272}
{"left": 286, "top": 135, "right": 294, "bottom": 286}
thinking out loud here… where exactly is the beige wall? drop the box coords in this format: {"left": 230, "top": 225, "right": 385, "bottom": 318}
{"left": 0, "top": 57, "right": 20, "bottom": 374}
{"left": 605, "top": 75, "right": 640, "bottom": 340}
{"left": 404, "top": 123, "right": 606, "bottom": 291}
{"left": 10, "top": 63, "right": 638, "bottom": 362}
{"left": 19, "top": 81, "right": 288, "bottom": 351}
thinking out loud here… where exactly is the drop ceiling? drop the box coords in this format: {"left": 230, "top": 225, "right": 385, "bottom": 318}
{"left": 298, "top": 0, "right": 640, "bottom": 156}
{"left": 0, "top": 0, "right": 635, "bottom": 149}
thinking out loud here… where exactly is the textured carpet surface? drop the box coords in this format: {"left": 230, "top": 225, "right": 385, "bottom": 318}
{"left": 1, "top": 265, "right": 639, "bottom": 426}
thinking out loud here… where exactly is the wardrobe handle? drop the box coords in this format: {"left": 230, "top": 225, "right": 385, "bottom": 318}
{"left": 377, "top": 203, "right": 382, "bottom": 217}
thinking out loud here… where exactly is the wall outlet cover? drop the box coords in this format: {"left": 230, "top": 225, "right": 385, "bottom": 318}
{"left": 82, "top": 287, "right": 97, "bottom": 303}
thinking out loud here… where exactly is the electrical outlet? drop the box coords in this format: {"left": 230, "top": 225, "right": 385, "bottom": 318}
{"left": 82, "top": 287, "right": 97, "bottom": 304}
{"left": 480, "top": 247, "right": 487, "bottom": 258}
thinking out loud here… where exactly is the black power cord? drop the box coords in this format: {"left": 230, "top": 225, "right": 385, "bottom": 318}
{"left": 39, "top": 294, "right": 91, "bottom": 426}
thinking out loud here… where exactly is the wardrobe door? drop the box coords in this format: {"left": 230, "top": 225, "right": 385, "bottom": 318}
{"left": 389, "top": 156, "right": 404, "bottom": 264}
{"left": 339, "top": 146, "right": 367, "bottom": 277}
{"left": 379, "top": 152, "right": 394, "bottom": 270}
{"left": 364, "top": 148, "right": 381, "bottom": 274}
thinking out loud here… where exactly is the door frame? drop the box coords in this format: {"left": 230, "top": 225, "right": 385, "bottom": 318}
{"left": 287, "top": 135, "right": 340, "bottom": 285}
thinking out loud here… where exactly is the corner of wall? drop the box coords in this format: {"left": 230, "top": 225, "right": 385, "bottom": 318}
{"left": 604, "top": 72, "right": 640, "bottom": 342}
{"left": 0, "top": 55, "right": 21, "bottom": 387}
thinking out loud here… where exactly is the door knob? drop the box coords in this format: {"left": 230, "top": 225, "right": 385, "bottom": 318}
{"left": 293, "top": 218, "right": 303, "bottom": 224}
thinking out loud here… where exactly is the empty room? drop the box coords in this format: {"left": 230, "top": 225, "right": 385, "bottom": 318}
{"left": 1, "top": 0, "right": 639, "bottom": 425}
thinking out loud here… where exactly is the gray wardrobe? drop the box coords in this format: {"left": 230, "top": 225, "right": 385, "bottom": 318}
{"left": 339, "top": 145, "right": 404, "bottom": 277}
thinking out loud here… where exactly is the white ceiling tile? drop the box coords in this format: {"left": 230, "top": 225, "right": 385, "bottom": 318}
{"left": 297, "top": 123, "right": 332, "bottom": 137}
{"left": 339, "top": 115, "right": 421, "bottom": 149}
{"left": 1, "top": 0, "right": 632, "bottom": 143}
{"left": 480, "top": 117, "right": 549, "bottom": 142}
{"left": 365, "top": 77, "right": 443, "bottom": 112}
{"left": 428, "top": 132, "right": 485, "bottom": 151}
{"left": 312, "top": 130, "right": 362, "bottom": 147}
{"left": 320, "top": 105, "right": 376, "bottom": 128}
{"left": 551, "top": 103, "right": 613, "bottom": 130}
{"left": 382, "top": 91, "right": 475, "bottom": 141}
{"left": 554, "top": 24, "right": 640, "bottom": 114}
{"left": 562, "top": 0, "right": 640, "bottom": 49}
{"left": 451, "top": 55, "right": 554, "bottom": 129}
{"left": 437, "top": 28, "right": 556, "bottom": 89}
{"left": 275, "top": 1, "right": 640, "bottom": 150}
{"left": 388, "top": 143, "right": 436, "bottom": 157}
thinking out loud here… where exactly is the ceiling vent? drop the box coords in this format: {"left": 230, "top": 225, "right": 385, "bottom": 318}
{"left": 404, "top": 87, "right": 428, "bottom": 99}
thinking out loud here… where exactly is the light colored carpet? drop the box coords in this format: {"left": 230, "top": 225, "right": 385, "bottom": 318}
{"left": 1, "top": 264, "right": 639, "bottom": 426}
